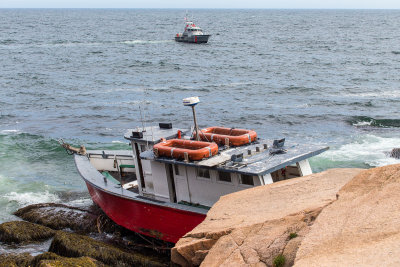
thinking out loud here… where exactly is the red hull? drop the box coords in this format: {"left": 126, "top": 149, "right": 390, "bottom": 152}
{"left": 85, "top": 182, "right": 206, "bottom": 243}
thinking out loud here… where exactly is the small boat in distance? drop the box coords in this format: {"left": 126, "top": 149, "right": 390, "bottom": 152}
{"left": 175, "top": 16, "right": 210, "bottom": 43}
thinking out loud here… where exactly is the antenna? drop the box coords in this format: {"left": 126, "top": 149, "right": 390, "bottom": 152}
{"left": 143, "top": 88, "right": 150, "bottom": 148}
{"left": 139, "top": 105, "right": 145, "bottom": 132}
{"left": 183, "top": 97, "right": 200, "bottom": 141}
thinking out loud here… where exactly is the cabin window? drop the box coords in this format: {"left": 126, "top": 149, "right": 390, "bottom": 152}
{"left": 174, "top": 164, "right": 180, "bottom": 175}
{"left": 240, "top": 174, "right": 254, "bottom": 186}
{"left": 140, "top": 144, "right": 146, "bottom": 152}
{"left": 218, "top": 172, "right": 231, "bottom": 183}
{"left": 196, "top": 168, "right": 210, "bottom": 179}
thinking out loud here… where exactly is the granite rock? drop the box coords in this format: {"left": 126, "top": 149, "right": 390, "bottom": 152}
{"left": 172, "top": 168, "right": 361, "bottom": 266}
{"left": 295, "top": 164, "right": 400, "bottom": 266}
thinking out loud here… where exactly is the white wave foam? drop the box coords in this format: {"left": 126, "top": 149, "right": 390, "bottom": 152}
{"left": 295, "top": 103, "right": 311, "bottom": 108}
{"left": 353, "top": 121, "right": 373, "bottom": 126}
{"left": 111, "top": 140, "right": 126, "bottom": 144}
{"left": 65, "top": 198, "right": 93, "bottom": 207}
{"left": 227, "top": 82, "right": 248, "bottom": 86}
{"left": 3, "top": 191, "right": 60, "bottom": 206}
{"left": 339, "top": 90, "right": 400, "bottom": 99}
{"left": 103, "top": 88, "right": 144, "bottom": 93}
{"left": 1, "top": 42, "right": 103, "bottom": 49}
{"left": 121, "top": 40, "right": 173, "bottom": 44}
{"left": 0, "top": 129, "right": 20, "bottom": 134}
{"left": 0, "top": 238, "right": 52, "bottom": 256}
{"left": 320, "top": 134, "right": 400, "bottom": 167}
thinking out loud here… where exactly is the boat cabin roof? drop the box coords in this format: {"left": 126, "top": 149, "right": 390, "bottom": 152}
{"left": 185, "top": 22, "right": 201, "bottom": 29}
{"left": 124, "top": 125, "right": 189, "bottom": 144}
{"left": 140, "top": 138, "right": 328, "bottom": 177}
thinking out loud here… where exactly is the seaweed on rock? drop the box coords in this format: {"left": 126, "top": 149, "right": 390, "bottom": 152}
{"left": 14, "top": 203, "right": 99, "bottom": 233}
{"left": 14, "top": 203, "right": 128, "bottom": 235}
{"left": 32, "top": 252, "right": 105, "bottom": 267}
{"left": 0, "top": 253, "right": 33, "bottom": 267}
{"left": 0, "top": 221, "right": 55, "bottom": 244}
{"left": 49, "top": 231, "right": 167, "bottom": 267}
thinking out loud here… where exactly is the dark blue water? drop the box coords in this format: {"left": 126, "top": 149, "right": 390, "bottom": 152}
{"left": 1, "top": 9, "right": 400, "bottom": 225}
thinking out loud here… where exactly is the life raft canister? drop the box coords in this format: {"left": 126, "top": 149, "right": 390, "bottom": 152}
{"left": 196, "top": 126, "right": 257, "bottom": 147}
{"left": 153, "top": 139, "right": 218, "bottom": 161}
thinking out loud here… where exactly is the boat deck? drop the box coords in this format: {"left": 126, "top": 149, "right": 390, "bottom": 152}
{"left": 141, "top": 139, "right": 329, "bottom": 176}
{"left": 74, "top": 152, "right": 209, "bottom": 215}
{"left": 101, "top": 170, "right": 139, "bottom": 193}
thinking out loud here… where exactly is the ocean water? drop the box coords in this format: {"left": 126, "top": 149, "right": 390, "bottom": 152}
{"left": 1, "top": 9, "right": 400, "bottom": 225}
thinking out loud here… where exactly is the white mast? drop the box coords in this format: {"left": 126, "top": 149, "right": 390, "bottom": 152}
{"left": 183, "top": 97, "right": 201, "bottom": 141}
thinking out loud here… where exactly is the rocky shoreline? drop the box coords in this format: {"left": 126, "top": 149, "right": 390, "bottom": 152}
{"left": 3, "top": 165, "right": 400, "bottom": 266}
{"left": 0, "top": 203, "right": 171, "bottom": 266}
{"left": 171, "top": 164, "right": 400, "bottom": 266}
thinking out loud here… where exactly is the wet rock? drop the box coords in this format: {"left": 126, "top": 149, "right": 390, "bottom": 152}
{"left": 14, "top": 203, "right": 99, "bottom": 233}
{"left": 8, "top": 204, "right": 170, "bottom": 265}
{"left": 389, "top": 148, "right": 400, "bottom": 159}
{"left": 14, "top": 203, "right": 123, "bottom": 234}
{"left": 49, "top": 231, "right": 167, "bottom": 267}
{"left": 171, "top": 168, "right": 362, "bottom": 266}
{"left": 0, "top": 253, "right": 33, "bottom": 267}
{"left": 30, "top": 252, "right": 60, "bottom": 266}
{"left": 36, "top": 257, "right": 102, "bottom": 267}
{"left": 0, "top": 221, "right": 55, "bottom": 244}
{"left": 295, "top": 164, "right": 400, "bottom": 266}
{"left": 0, "top": 252, "right": 105, "bottom": 267}
{"left": 32, "top": 252, "right": 105, "bottom": 267}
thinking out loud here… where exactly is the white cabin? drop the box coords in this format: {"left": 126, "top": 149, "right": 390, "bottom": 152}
{"left": 124, "top": 124, "right": 328, "bottom": 208}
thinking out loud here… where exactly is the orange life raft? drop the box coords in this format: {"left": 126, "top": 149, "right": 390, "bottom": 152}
{"left": 196, "top": 126, "right": 257, "bottom": 146}
{"left": 153, "top": 139, "right": 218, "bottom": 161}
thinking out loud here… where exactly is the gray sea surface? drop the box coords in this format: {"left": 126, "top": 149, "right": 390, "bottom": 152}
{"left": 0, "top": 9, "right": 400, "bottom": 229}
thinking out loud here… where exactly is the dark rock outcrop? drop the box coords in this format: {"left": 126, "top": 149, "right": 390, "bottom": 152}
{"left": 32, "top": 252, "right": 105, "bottom": 267}
{"left": 49, "top": 231, "right": 167, "bottom": 267}
{"left": 14, "top": 203, "right": 99, "bottom": 233}
{"left": 3, "top": 203, "right": 170, "bottom": 266}
{"left": 390, "top": 148, "right": 400, "bottom": 159}
{"left": 0, "top": 252, "right": 105, "bottom": 267}
{"left": 0, "top": 221, "right": 55, "bottom": 244}
{"left": 0, "top": 253, "right": 33, "bottom": 267}
{"left": 14, "top": 203, "right": 125, "bottom": 234}
{"left": 36, "top": 257, "right": 102, "bottom": 267}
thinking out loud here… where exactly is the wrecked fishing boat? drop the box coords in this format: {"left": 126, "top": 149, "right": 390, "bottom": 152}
{"left": 67, "top": 97, "right": 329, "bottom": 243}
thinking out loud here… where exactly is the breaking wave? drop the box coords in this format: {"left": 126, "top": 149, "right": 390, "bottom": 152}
{"left": 314, "top": 134, "right": 400, "bottom": 168}
{"left": 121, "top": 39, "right": 173, "bottom": 44}
{"left": 0, "top": 129, "right": 21, "bottom": 134}
{"left": 65, "top": 198, "right": 93, "bottom": 207}
{"left": 348, "top": 116, "right": 400, "bottom": 128}
{"left": 3, "top": 191, "right": 60, "bottom": 206}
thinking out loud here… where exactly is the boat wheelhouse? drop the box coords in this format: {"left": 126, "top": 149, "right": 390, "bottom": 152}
{"left": 73, "top": 98, "right": 329, "bottom": 243}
